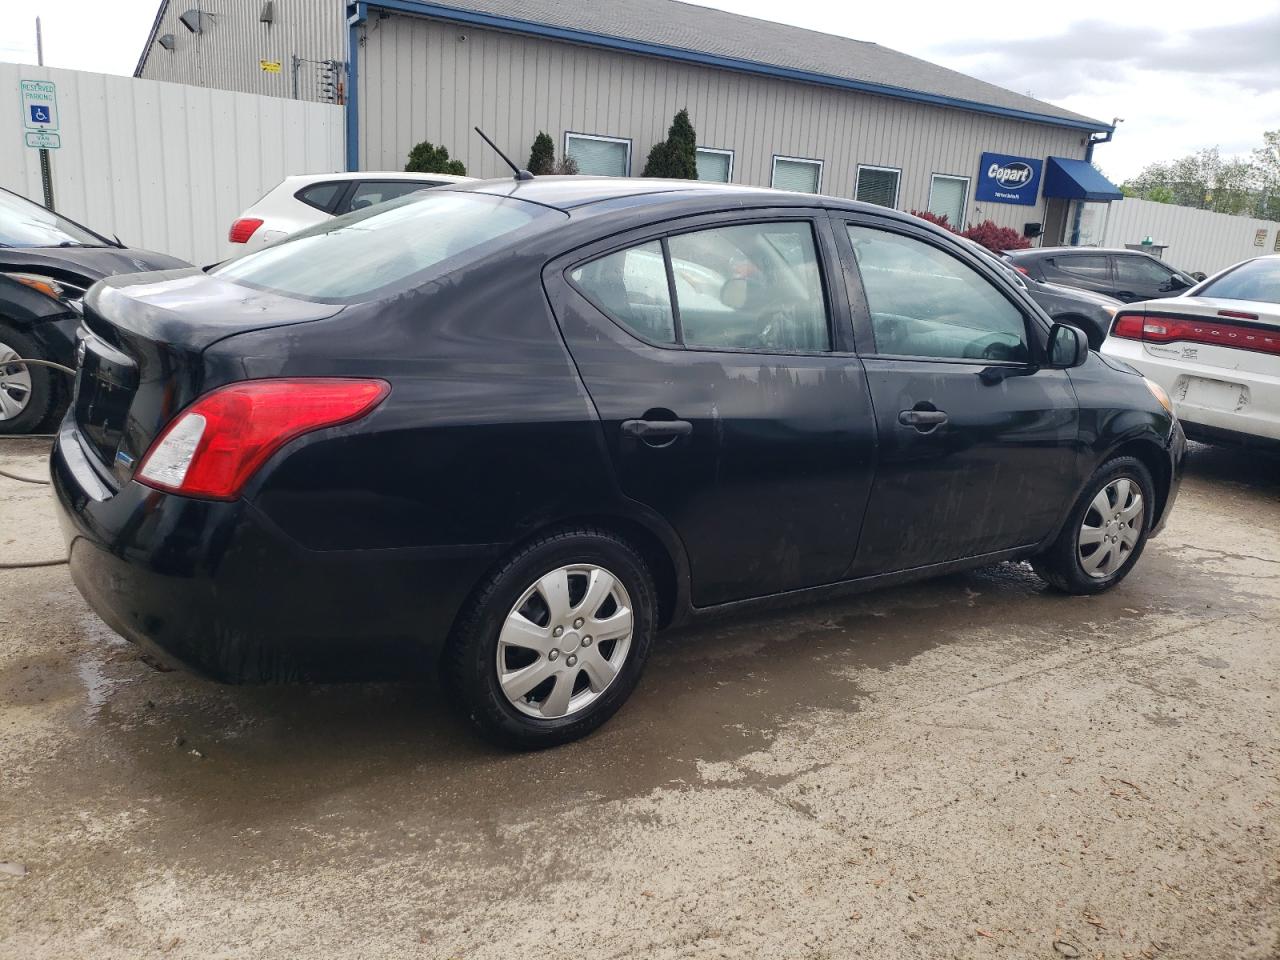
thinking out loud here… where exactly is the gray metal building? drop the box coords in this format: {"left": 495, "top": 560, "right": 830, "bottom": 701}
{"left": 137, "top": 1, "right": 1123, "bottom": 241}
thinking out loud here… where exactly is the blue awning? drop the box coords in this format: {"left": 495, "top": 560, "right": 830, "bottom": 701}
{"left": 1043, "top": 157, "right": 1123, "bottom": 202}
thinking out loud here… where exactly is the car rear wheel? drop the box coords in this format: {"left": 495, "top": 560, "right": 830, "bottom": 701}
{"left": 444, "top": 527, "right": 656, "bottom": 748}
{"left": 1032, "top": 456, "right": 1154, "bottom": 594}
{"left": 0, "top": 324, "right": 54, "bottom": 435}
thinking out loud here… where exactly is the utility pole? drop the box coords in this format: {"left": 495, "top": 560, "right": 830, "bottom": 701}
{"left": 35, "top": 17, "right": 55, "bottom": 211}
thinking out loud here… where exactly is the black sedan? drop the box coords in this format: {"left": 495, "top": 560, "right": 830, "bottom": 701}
{"left": 1002, "top": 246, "right": 1199, "bottom": 304}
{"left": 0, "top": 188, "right": 190, "bottom": 433}
{"left": 53, "top": 178, "right": 1185, "bottom": 748}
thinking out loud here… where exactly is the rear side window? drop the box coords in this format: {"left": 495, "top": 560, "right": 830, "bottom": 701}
{"left": 214, "top": 191, "right": 559, "bottom": 302}
{"left": 570, "top": 242, "right": 676, "bottom": 344}
{"left": 847, "top": 225, "right": 1029, "bottom": 362}
{"left": 1052, "top": 255, "right": 1109, "bottom": 280}
{"left": 346, "top": 180, "right": 436, "bottom": 212}
{"left": 571, "top": 222, "right": 830, "bottom": 353}
{"left": 295, "top": 181, "right": 345, "bottom": 213}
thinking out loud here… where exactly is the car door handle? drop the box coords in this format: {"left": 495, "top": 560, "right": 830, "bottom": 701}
{"left": 898, "top": 409, "right": 948, "bottom": 431}
{"left": 621, "top": 419, "right": 693, "bottom": 440}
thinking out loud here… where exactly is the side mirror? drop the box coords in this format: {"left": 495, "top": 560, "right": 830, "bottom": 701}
{"left": 1047, "top": 322, "right": 1089, "bottom": 369}
{"left": 1169, "top": 274, "right": 1191, "bottom": 289}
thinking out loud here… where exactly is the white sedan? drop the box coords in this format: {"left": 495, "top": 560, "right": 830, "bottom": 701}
{"left": 1101, "top": 254, "right": 1280, "bottom": 448}
{"left": 228, "top": 171, "right": 474, "bottom": 252}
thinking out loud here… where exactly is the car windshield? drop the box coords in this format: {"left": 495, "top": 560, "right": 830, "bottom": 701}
{"left": 213, "top": 190, "right": 562, "bottom": 302}
{"left": 0, "top": 188, "right": 106, "bottom": 247}
{"left": 1196, "top": 258, "right": 1280, "bottom": 305}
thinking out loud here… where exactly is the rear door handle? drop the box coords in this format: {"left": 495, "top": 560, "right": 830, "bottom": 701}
{"left": 621, "top": 418, "right": 693, "bottom": 440}
{"left": 898, "top": 409, "right": 949, "bottom": 431}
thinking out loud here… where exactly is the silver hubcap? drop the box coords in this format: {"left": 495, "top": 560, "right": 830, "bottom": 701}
{"left": 0, "top": 342, "right": 33, "bottom": 421}
{"left": 497, "top": 563, "right": 634, "bottom": 720}
{"left": 1079, "top": 477, "right": 1144, "bottom": 579}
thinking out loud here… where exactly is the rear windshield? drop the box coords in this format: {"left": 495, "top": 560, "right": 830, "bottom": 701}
{"left": 1196, "top": 257, "right": 1280, "bottom": 305}
{"left": 213, "top": 190, "right": 561, "bottom": 302}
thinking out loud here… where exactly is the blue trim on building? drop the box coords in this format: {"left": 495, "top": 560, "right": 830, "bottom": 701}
{"left": 346, "top": 2, "right": 366, "bottom": 171}
{"left": 362, "top": 0, "right": 1112, "bottom": 134}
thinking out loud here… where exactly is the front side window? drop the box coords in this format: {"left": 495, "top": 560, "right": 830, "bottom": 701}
{"left": 855, "top": 166, "right": 900, "bottom": 208}
{"left": 214, "top": 191, "right": 558, "bottom": 302}
{"left": 1114, "top": 254, "right": 1176, "bottom": 287}
{"left": 565, "top": 134, "right": 630, "bottom": 177}
{"left": 571, "top": 222, "right": 830, "bottom": 353}
{"left": 569, "top": 242, "right": 676, "bottom": 344}
{"left": 847, "top": 225, "right": 1029, "bottom": 363}
{"left": 771, "top": 157, "right": 822, "bottom": 194}
{"left": 1052, "top": 255, "right": 1109, "bottom": 280}
{"left": 695, "top": 148, "right": 733, "bottom": 183}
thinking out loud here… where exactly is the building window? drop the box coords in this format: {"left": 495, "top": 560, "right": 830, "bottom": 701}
{"left": 695, "top": 147, "right": 734, "bottom": 183}
{"left": 565, "top": 133, "right": 631, "bottom": 177}
{"left": 772, "top": 156, "right": 822, "bottom": 193}
{"left": 927, "top": 174, "right": 969, "bottom": 230}
{"left": 855, "top": 165, "right": 900, "bottom": 208}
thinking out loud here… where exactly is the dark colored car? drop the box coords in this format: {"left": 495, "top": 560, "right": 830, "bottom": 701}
{"left": 52, "top": 178, "right": 1185, "bottom": 748}
{"left": 0, "top": 188, "right": 190, "bottom": 433}
{"left": 1003, "top": 247, "right": 1199, "bottom": 304}
{"left": 960, "top": 238, "right": 1121, "bottom": 348}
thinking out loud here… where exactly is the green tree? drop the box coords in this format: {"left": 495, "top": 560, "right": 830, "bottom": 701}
{"left": 642, "top": 108, "right": 697, "bottom": 179}
{"left": 404, "top": 141, "right": 467, "bottom": 175}
{"left": 527, "top": 132, "right": 555, "bottom": 175}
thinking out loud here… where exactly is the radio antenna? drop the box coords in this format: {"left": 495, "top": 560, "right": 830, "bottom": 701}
{"left": 474, "top": 126, "right": 534, "bottom": 181}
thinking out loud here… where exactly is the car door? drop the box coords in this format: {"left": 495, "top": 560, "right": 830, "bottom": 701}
{"left": 1042, "top": 253, "right": 1114, "bottom": 298}
{"left": 1111, "top": 253, "right": 1187, "bottom": 301}
{"left": 835, "top": 217, "right": 1082, "bottom": 576}
{"left": 545, "top": 211, "right": 877, "bottom": 607}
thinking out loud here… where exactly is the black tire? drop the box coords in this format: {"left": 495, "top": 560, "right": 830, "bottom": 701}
{"left": 1032, "top": 456, "right": 1155, "bottom": 595}
{"left": 0, "top": 323, "right": 55, "bottom": 435}
{"left": 444, "top": 526, "right": 657, "bottom": 749}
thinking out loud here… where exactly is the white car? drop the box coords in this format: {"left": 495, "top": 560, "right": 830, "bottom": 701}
{"left": 228, "top": 171, "right": 474, "bottom": 251}
{"left": 1102, "top": 254, "right": 1280, "bottom": 448}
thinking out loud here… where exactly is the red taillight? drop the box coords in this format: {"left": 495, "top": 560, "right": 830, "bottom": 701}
{"left": 136, "top": 379, "right": 390, "bottom": 500}
{"left": 1013, "top": 265, "right": 1030, "bottom": 276}
{"left": 1110, "top": 312, "right": 1280, "bottom": 356}
{"left": 228, "top": 217, "right": 264, "bottom": 243}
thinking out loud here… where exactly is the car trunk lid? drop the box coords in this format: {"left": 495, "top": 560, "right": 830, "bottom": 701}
{"left": 73, "top": 268, "right": 343, "bottom": 486}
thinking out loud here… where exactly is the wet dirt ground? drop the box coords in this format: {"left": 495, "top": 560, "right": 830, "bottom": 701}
{"left": 1, "top": 437, "right": 1277, "bottom": 959}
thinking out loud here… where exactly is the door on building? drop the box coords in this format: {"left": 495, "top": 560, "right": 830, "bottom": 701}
{"left": 834, "top": 216, "right": 1081, "bottom": 575}
{"left": 545, "top": 210, "right": 877, "bottom": 607}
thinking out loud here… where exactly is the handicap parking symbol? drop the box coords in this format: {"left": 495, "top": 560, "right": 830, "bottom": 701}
{"left": 29, "top": 104, "right": 50, "bottom": 124}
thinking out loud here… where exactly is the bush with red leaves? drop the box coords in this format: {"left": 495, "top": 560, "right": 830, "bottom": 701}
{"left": 908, "top": 209, "right": 959, "bottom": 233}
{"left": 959, "top": 219, "right": 1032, "bottom": 254}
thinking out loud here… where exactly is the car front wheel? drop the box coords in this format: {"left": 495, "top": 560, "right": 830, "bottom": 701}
{"left": 1032, "top": 456, "right": 1154, "bottom": 594}
{"left": 0, "top": 323, "right": 57, "bottom": 435}
{"left": 444, "top": 527, "right": 657, "bottom": 748}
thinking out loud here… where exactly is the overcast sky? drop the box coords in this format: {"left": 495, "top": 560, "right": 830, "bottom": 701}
{"left": 1, "top": 0, "right": 1276, "bottom": 181}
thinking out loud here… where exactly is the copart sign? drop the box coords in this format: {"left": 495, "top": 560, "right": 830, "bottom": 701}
{"left": 975, "top": 152, "right": 1042, "bottom": 206}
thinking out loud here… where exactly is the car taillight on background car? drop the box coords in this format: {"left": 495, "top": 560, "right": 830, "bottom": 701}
{"left": 136, "top": 379, "right": 390, "bottom": 500}
{"left": 228, "top": 217, "right": 264, "bottom": 243}
{"left": 1110, "top": 312, "right": 1280, "bottom": 356}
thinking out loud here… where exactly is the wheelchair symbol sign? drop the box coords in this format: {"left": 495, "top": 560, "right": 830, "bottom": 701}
{"left": 20, "top": 79, "right": 59, "bottom": 132}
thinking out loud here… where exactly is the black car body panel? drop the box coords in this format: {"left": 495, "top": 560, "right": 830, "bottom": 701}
{"left": 51, "top": 179, "right": 1185, "bottom": 682}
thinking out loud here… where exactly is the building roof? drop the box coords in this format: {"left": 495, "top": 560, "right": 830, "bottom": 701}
{"left": 376, "top": 0, "right": 1110, "bottom": 131}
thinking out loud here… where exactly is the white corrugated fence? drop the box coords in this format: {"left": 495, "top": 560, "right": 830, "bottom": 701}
{"left": 1098, "top": 197, "right": 1280, "bottom": 277}
{"left": 1, "top": 62, "right": 344, "bottom": 265}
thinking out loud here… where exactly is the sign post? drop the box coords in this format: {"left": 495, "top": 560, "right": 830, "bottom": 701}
{"left": 20, "top": 78, "right": 60, "bottom": 210}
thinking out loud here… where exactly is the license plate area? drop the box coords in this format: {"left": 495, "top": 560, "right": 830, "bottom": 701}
{"left": 1176, "top": 375, "right": 1247, "bottom": 413}
{"left": 74, "top": 333, "right": 138, "bottom": 467}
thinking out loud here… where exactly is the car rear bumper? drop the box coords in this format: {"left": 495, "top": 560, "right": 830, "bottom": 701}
{"left": 52, "top": 420, "right": 500, "bottom": 683}
{"left": 1104, "top": 339, "right": 1280, "bottom": 442}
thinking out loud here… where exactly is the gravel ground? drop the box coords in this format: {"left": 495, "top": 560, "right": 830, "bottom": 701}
{"left": 1, "top": 437, "right": 1277, "bottom": 959}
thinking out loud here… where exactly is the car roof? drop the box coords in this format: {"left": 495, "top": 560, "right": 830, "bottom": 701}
{"left": 1005, "top": 246, "right": 1162, "bottom": 259}
{"left": 283, "top": 171, "right": 476, "bottom": 185}
{"left": 442, "top": 175, "right": 901, "bottom": 217}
